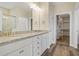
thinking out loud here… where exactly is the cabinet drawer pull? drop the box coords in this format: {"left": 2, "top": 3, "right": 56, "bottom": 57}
{"left": 37, "top": 47, "right": 39, "bottom": 48}
{"left": 19, "top": 50, "right": 24, "bottom": 54}
{"left": 37, "top": 42, "right": 39, "bottom": 44}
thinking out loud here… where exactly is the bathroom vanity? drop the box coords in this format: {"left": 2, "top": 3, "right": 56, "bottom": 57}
{"left": 0, "top": 31, "right": 49, "bottom": 56}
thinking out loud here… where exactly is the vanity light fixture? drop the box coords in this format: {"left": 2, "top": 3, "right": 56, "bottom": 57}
{"left": 28, "top": 3, "right": 42, "bottom": 12}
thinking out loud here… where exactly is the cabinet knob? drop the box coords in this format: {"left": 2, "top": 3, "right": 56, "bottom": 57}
{"left": 19, "top": 50, "right": 24, "bottom": 54}
{"left": 37, "top": 42, "right": 39, "bottom": 44}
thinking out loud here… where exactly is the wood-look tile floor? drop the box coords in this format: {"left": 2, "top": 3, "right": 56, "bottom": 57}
{"left": 46, "top": 43, "right": 79, "bottom": 56}
{"left": 52, "top": 44, "right": 70, "bottom": 56}
{"left": 44, "top": 36, "right": 79, "bottom": 56}
{"left": 57, "top": 36, "right": 69, "bottom": 46}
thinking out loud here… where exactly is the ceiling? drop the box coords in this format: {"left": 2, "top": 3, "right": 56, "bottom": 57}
{"left": 0, "top": 2, "right": 30, "bottom": 10}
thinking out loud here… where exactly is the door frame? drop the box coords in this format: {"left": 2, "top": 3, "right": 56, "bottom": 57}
{"left": 54, "top": 11, "right": 76, "bottom": 48}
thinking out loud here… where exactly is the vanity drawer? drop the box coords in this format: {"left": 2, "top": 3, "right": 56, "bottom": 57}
{"left": 6, "top": 48, "right": 24, "bottom": 56}
{"left": 6, "top": 44, "right": 32, "bottom": 56}
{"left": 0, "top": 38, "right": 32, "bottom": 56}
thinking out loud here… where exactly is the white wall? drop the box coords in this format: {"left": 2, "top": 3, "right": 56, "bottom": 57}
{"left": 49, "top": 3, "right": 56, "bottom": 44}
{"left": 54, "top": 2, "right": 76, "bottom": 14}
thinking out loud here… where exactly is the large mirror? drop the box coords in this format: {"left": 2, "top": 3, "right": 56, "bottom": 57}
{"left": 0, "top": 2, "right": 32, "bottom": 36}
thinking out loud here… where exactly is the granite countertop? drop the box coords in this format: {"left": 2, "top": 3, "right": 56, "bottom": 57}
{"left": 0, "top": 30, "right": 48, "bottom": 46}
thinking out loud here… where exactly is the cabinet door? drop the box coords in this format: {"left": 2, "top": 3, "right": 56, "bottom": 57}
{"left": 23, "top": 38, "right": 32, "bottom": 56}
{"left": 32, "top": 36, "right": 41, "bottom": 56}
{"left": 32, "top": 36, "right": 39, "bottom": 56}
{"left": 32, "top": 45, "right": 39, "bottom": 56}
{"left": 32, "top": 10, "right": 40, "bottom": 30}
{"left": 39, "top": 3, "right": 49, "bottom": 30}
{"left": 41, "top": 33, "right": 48, "bottom": 53}
{"left": 40, "top": 19, "right": 49, "bottom": 30}
{"left": 43, "top": 33, "right": 49, "bottom": 48}
{"left": 41, "top": 38, "right": 47, "bottom": 53}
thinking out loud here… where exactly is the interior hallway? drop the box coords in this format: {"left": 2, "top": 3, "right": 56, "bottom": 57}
{"left": 44, "top": 36, "right": 79, "bottom": 56}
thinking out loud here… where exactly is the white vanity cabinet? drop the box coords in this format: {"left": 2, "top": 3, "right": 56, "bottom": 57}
{"left": 0, "top": 32, "right": 49, "bottom": 56}
{"left": 0, "top": 38, "right": 32, "bottom": 56}
{"left": 7, "top": 44, "right": 32, "bottom": 56}
{"left": 32, "top": 33, "right": 49, "bottom": 56}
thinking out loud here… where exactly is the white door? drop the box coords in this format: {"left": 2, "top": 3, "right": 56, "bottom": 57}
{"left": 0, "top": 17, "right": 2, "bottom": 31}
{"left": 0, "top": 11, "right": 2, "bottom": 31}
{"left": 73, "top": 10, "right": 79, "bottom": 48}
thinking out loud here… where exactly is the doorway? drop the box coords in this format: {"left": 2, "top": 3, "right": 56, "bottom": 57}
{"left": 56, "top": 14, "right": 70, "bottom": 46}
